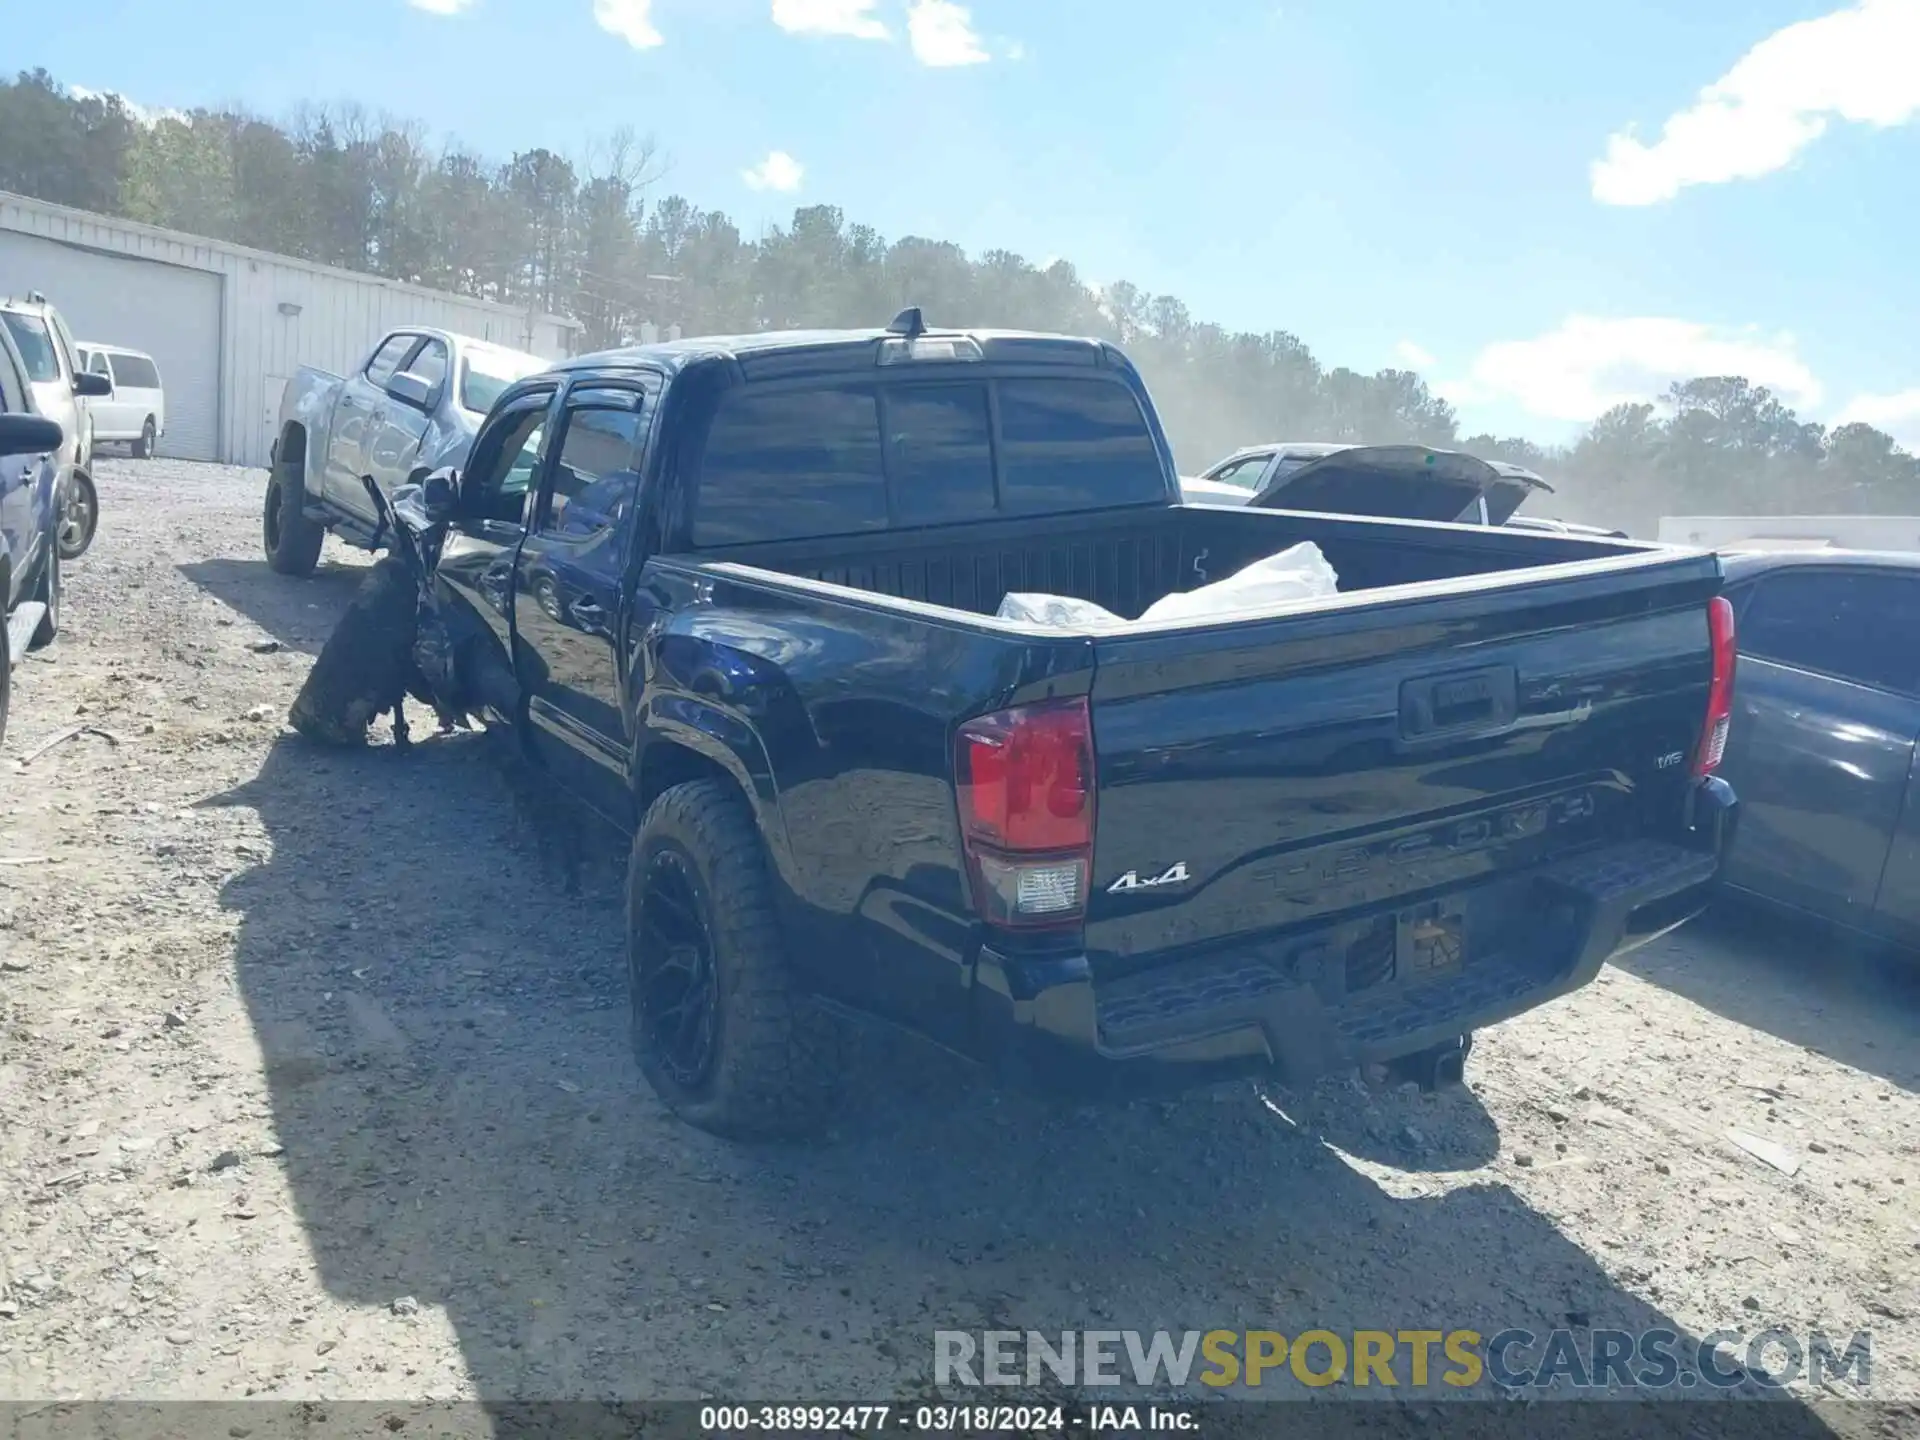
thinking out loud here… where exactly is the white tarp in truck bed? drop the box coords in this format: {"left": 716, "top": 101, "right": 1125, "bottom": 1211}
{"left": 997, "top": 542, "right": 1340, "bottom": 632}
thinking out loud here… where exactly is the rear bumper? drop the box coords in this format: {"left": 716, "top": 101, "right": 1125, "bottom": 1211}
{"left": 971, "top": 777, "right": 1737, "bottom": 1096}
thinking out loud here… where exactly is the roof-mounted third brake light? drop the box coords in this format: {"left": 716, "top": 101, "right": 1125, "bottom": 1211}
{"left": 878, "top": 305, "right": 983, "bottom": 364}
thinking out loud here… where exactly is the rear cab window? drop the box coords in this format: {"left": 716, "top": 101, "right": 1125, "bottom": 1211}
{"left": 462, "top": 345, "right": 546, "bottom": 415}
{"left": 691, "top": 373, "right": 1167, "bottom": 547}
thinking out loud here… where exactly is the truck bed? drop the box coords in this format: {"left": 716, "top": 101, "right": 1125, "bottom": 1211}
{"left": 697, "top": 500, "right": 1656, "bottom": 621}
{"left": 680, "top": 502, "right": 1719, "bottom": 1011}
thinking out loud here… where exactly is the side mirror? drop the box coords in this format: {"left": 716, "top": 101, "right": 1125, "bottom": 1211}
{"left": 0, "top": 413, "right": 64, "bottom": 457}
{"left": 73, "top": 372, "right": 112, "bottom": 399}
{"left": 422, "top": 466, "right": 460, "bottom": 523}
{"left": 387, "top": 370, "right": 435, "bottom": 411}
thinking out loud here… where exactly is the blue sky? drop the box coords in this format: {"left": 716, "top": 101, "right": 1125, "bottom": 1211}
{"left": 21, "top": 0, "right": 1920, "bottom": 448}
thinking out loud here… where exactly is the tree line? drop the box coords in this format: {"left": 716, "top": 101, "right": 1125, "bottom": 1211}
{"left": 4, "top": 67, "right": 1915, "bottom": 534}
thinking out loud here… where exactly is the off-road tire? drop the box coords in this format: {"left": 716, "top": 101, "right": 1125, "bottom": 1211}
{"left": 264, "top": 456, "right": 323, "bottom": 578}
{"left": 627, "top": 779, "right": 846, "bottom": 1138}
{"left": 56, "top": 470, "right": 96, "bottom": 562}
{"left": 28, "top": 541, "right": 59, "bottom": 651}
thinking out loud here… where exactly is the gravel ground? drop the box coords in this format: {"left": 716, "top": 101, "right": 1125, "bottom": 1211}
{"left": 1, "top": 459, "right": 1917, "bottom": 1427}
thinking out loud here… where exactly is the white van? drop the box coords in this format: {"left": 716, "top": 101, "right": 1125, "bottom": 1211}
{"left": 74, "top": 343, "right": 165, "bottom": 458}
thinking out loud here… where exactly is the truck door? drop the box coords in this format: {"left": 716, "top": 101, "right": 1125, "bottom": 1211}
{"left": 365, "top": 336, "right": 447, "bottom": 500}
{"left": 1719, "top": 567, "right": 1920, "bottom": 929}
{"left": 510, "top": 376, "right": 658, "bottom": 819}
{"left": 435, "top": 384, "right": 557, "bottom": 661}
{"left": 0, "top": 358, "right": 35, "bottom": 604}
{"left": 325, "top": 333, "right": 418, "bottom": 518}
{"left": 88, "top": 352, "right": 123, "bottom": 439}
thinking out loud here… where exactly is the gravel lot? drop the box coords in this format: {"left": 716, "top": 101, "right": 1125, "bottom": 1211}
{"left": 1, "top": 459, "right": 1917, "bottom": 1428}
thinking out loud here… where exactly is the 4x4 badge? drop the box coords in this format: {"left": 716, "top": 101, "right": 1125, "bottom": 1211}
{"left": 1108, "top": 862, "right": 1191, "bottom": 894}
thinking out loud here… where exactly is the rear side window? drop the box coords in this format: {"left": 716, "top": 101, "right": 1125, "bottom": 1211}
{"left": 1740, "top": 570, "right": 1920, "bottom": 695}
{"left": 109, "top": 354, "right": 160, "bottom": 389}
{"left": 996, "top": 378, "right": 1167, "bottom": 514}
{"left": 693, "top": 386, "right": 887, "bottom": 546}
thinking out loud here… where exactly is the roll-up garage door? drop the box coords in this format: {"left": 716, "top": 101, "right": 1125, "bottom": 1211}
{"left": 0, "top": 229, "right": 223, "bottom": 461}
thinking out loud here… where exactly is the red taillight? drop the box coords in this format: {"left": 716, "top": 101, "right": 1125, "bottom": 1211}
{"left": 954, "top": 697, "right": 1095, "bottom": 929}
{"left": 1694, "top": 595, "right": 1736, "bottom": 777}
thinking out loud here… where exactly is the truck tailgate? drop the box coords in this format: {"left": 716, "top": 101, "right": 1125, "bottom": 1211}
{"left": 1083, "top": 549, "right": 1722, "bottom": 975}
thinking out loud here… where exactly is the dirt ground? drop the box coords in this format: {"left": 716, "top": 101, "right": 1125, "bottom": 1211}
{"left": 2, "top": 459, "right": 1917, "bottom": 1424}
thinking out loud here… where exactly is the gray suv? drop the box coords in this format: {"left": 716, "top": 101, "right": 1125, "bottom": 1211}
{"left": 0, "top": 293, "right": 107, "bottom": 559}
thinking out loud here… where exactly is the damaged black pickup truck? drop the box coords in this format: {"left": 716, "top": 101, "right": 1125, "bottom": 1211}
{"left": 328, "top": 311, "right": 1739, "bottom": 1138}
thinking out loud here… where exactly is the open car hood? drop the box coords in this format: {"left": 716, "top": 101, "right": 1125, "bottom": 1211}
{"left": 1247, "top": 444, "right": 1553, "bottom": 525}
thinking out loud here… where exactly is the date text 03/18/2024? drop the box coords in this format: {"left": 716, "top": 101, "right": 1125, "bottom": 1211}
{"left": 698, "top": 1405, "right": 1197, "bottom": 1433}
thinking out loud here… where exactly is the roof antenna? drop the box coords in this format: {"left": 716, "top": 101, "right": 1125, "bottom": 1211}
{"left": 886, "top": 306, "right": 926, "bottom": 339}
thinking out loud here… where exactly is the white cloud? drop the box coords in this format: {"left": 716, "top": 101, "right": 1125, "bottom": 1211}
{"left": 594, "top": 0, "right": 663, "bottom": 49}
{"left": 67, "top": 84, "right": 187, "bottom": 128}
{"left": 742, "top": 150, "right": 805, "bottom": 192}
{"left": 1448, "top": 316, "right": 1822, "bottom": 423}
{"left": 1395, "top": 340, "right": 1437, "bottom": 370}
{"left": 407, "top": 0, "right": 477, "bottom": 13}
{"left": 1591, "top": 0, "right": 1920, "bottom": 206}
{"left": 771, "top": 0, "right": 888, "bottom": 40}
{"left": 1837, "top": 388, "right": 1920, "bottom": 449}
{"left": 907, "top": 0, "right": 989, "bottom": 66}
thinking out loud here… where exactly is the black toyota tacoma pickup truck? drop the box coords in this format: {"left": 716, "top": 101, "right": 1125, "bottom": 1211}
{"left": 365, "top": 312, "right": 1739, "bottom": 1137}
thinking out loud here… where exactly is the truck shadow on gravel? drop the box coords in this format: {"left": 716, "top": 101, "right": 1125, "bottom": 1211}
{"left": 1613, "top": 906, "right": 1920, "bottom": 1096}
{"left": 177, "top": 558, "right": 373, "bottom": 656}
{"left": 202, "top": 737, "right": 1840, "bottom": 1432}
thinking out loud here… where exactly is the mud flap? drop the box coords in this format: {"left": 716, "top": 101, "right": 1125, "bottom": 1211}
{"left": 6, "top": 603, "right": 46, "bottom": 665}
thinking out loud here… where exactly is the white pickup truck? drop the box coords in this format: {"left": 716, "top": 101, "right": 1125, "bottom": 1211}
{"left": 263, "top": 327, "right": 545, "bottom": 577}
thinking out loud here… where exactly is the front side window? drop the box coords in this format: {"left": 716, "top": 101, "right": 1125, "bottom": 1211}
{"left": 1, "top": 313, "right": 59, "bottom": 383}
{"left": 90, "top": 352, "right": 112, "bottom": 378}
{"left": 693, "top": 385, "right": 887, "bottom": 546}
{"left": 465, "top": 392, "right": 554, "bottom": 525}
{"left": 403, "top": 339, "right": 449, "bottom": 393}
{"left": 1205, "top": 454, "right": 1272, "bottom": 490}
{"left": 541, "top": 386, "right": 651, "bottom": 535}
{"left": 1740, "top": 570, "right": 1920, "bottom": 695}
{"left": 364, "top": 334, "right": 418, "bottom": 388}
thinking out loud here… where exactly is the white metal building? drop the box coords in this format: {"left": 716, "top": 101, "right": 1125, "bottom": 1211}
{"left": 0, "top": 190, "right": 580, "bottom": 467}
{"left": 1658, "top": 515, "right": 1920, "bottom": 552}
